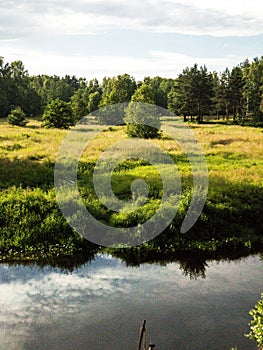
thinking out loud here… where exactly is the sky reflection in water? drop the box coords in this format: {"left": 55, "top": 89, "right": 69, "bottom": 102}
{"left": 0, "top": 254, "right": 262, "bottom": 350}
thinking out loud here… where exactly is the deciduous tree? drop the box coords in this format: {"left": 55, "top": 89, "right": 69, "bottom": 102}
{"left": 125, "top": 83, "right": 160, "bottom": 138}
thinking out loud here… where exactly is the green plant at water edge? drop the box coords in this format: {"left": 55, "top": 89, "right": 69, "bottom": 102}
{"left": 7, "top": 106, "right": 28, "bottom": 126}
{"left": 0, "top": 187, "right": 95, "bottom": 259}
{"left": 246, "top": 293, "right": 263, "bottom": 349}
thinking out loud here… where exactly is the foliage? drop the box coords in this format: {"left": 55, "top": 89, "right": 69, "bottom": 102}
{"left": 96, "top": 74, "right": 136, "bottom": 124}
{"left": 143, "top": 76, "right": 175, "bottom": 108}
{"left": 70, "top": 87, "right": 90, "bottom": 120}
{"left": 42, "top": 98, "right": 74, "bottom": 129}
{"left": 0, "top": 187, "right": 94, "bottom": 259}
{"left": 99, "top": 74, "right": 136, "bottom": 107}
{"left": 7, "top": 106, "right": 28, "bottom": 126}
{"left": 88, "top": 91, "right": 102, "bottom": 113}
{"left": 1, "top": 56, "right": 263, "bottom": 124}
{"left": 228, "top": 66, "right": 245, "bottom": 120}
{"left": 245, "top": 58, "right": 263, "bottom": 121}
{"left": 30, "top": 74, "right": 81, "bottom": 109}
{"left": 125, "top": 83, "right": 161, "bottom": 138}
{"left": 171, "top": 64, "right": 214, "bottom": 121}
{"left": 211, "top": 65, "right": 246, "bottom": 120}
{"left": 246, "top": 293, "right": 263, "bottom": 349}
{"left": 70, "top": 79, "right": 102, "bottom": 120}
{"left": 0, "top": 57, "right": 41, "bottom": 117}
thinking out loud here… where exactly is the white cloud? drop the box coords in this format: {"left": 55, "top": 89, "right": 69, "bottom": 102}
{"left": 181, "top": 0, "right": 263, "bottom": 18}
{"left": 0, "top": 0, "right": 263, "bottom": 39}
{"left": 0, "top": 1, "right": 262, "bottom": 80}
{"left": 1, "top": 45, "right": 247, "bottom": 79}
{"left": 150, "top": 50, "right": 244, "bottom": 73}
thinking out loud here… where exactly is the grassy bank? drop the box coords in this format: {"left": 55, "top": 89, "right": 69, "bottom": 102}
{"left": 0, "top": 119, "right": 262, "bottom": 261}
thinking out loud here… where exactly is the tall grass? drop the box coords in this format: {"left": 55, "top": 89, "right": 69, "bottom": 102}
{"left": 0, "top": 119, "right": 262, "bottom": 259}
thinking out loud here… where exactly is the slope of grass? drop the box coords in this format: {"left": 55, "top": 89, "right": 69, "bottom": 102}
{"left": 0, "top": 119, "right": 262, "bottom": 260}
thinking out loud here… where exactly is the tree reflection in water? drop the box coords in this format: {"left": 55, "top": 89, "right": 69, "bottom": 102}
{"left": 2, "top": 245, "right": 262, "bottom": 279}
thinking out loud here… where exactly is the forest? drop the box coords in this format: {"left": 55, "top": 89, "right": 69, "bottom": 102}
{"left": 0, "top": 54, "right": 263, "bottom": 262}
{"left": 0, "top": 56, "right": 263, "bottom": 126}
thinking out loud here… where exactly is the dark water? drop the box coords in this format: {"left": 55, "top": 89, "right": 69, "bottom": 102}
{"left": 0, "top": 253, "right": 262, "bottom": 350}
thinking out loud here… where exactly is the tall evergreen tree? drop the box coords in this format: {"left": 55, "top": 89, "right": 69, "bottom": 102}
{"left": 228, "top": 66, "right": 245, "bottom": 120}
{"left": 217, "top": 68, "right": 231, "bottom": 119}
{"left": 243, "top": 57, "right": 263, "bottom": 121}
{"left": 170, "top": 64, "right": 213, "bottom": 121}
{"left": 42, "top": 99, "right": 74, "bottom": 129}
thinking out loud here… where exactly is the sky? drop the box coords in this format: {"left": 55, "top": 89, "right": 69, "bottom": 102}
{"left": 0, "top": 0, "right": 263, "bottom": 80}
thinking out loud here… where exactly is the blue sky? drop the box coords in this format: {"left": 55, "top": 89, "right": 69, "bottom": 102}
{"left": 1, "top": 0, "right": 263, "bottom": 80}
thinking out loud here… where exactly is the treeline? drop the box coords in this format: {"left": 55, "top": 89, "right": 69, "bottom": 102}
{"left": 0, "top": 56, "right": 263, "bottom": 125}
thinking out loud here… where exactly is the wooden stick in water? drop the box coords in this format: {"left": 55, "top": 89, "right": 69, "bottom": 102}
{"left": 138, "top": 320, "right": 146, "bottom": 350}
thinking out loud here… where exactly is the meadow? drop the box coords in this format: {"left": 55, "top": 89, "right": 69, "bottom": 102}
{"left": 0, "top": 118, "right": 262, "bottom": 261}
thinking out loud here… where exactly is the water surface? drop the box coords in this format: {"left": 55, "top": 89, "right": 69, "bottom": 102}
{"left": 0, "top": 253, "right": 262, "bottom": 350}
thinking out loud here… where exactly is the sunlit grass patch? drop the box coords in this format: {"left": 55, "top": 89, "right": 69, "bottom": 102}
{"left": 0, "top": 119, "right": 262, "bottom": 257}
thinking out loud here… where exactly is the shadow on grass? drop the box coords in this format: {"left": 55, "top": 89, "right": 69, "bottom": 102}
{"left": 210, "top": 138, "right": 236, "bottom": 147}
{"left": 0, "top": 158, "right": 54, "bottom": 189}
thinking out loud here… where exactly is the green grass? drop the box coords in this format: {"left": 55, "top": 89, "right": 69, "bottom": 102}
{"left": 0, "top": 118, "right": 262, "bottom": 260}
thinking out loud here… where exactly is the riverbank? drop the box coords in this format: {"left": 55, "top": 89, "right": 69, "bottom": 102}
{"left": 0, "top": 119, "right": 262, "bottom": 261}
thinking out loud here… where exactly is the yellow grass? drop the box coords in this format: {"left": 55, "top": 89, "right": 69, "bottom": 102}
{"left": 0, "top": 119, "right": 262, "bottom": 186}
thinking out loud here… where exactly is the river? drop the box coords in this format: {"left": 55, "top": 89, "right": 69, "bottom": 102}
{"left": 0, "top": 253, "right": 262, "bottom": 350}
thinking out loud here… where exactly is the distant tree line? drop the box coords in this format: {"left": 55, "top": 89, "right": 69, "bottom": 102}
{"left": 1, "top": 56, "right": 262, "bottom": 127}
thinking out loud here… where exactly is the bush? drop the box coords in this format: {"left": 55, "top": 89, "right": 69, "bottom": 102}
{"left": 42, "top": 98, "right": 74, "bottom": 129}
{"left": 246, "top": 293, "right": 263, "bottom": 349}
{"left": 7, "top": 107, "right": 28, "bottom": 126}
{"left": 125, "top": 101, "right": 161, "bottom": 139}
{"left": 125, "top": 84, "right": 161, "bottom": 139}
{"left": 0, "top": 187, "right": 87, "bottom": 256}
{"left": 125, "top": 122, "right": 160, "bottom": 139}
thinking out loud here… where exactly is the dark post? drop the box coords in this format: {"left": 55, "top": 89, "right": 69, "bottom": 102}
{"left": 138, "top": 320, "right": 146, "bottom": 350}
{"left": 148, "top": 344, "right": 155, "bottom": 350}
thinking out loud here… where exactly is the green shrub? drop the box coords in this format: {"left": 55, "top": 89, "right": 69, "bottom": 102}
{"left": 7, "top": 107, "right": 28, "bottom": 126}
{"left": 0, "top": 187, "right": 86, "bottom": 256}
